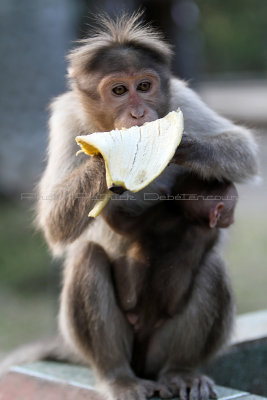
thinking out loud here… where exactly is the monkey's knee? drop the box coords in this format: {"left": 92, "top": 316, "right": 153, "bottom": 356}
{"left": 195, "top": 255, "right": 235, "bottom": 360}
{"left": 74, "top": 241, "right": 111, "bottom": 273}
{"left": 59, "top": 241, "right": 133, "bottom": 368}
{"left": 59, "top": 242, "right": 113, "bottom": 351}
{"left": 62, "top": 241, "right": 112, "bottom": 309}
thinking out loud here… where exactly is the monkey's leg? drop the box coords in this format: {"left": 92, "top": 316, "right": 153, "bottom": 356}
{"left": 146, "top": 251, "right": 234, "bottom": 400}
{"left": 59, "top": 241, "right": 169, "bottom": 400}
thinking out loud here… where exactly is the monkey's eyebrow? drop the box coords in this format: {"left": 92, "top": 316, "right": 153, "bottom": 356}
{"left": 99, "top": 70, "right": 160, "bottom": 86}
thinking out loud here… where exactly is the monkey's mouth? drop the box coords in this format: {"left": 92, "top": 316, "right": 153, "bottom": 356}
{"left": 75, "top": 109, "right": 184, "bottom": 217}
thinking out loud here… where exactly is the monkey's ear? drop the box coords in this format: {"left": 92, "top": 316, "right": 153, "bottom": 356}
{"left": 67, "top": 67, "right": 77, "bottom": 90}
{"left": 209, "top": 202, "right": 224, "bottom": 228}
{"left": 67, "top": 67, "right": 74, "bottom": 78}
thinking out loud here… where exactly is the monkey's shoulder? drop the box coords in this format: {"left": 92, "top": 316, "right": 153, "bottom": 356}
{"left": 49, "top": 90, "right": 98, "bottom": 136}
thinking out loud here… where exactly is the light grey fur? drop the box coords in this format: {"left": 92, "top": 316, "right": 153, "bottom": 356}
{"left": 37, "top": 77, "right": 258, "bottom": 258}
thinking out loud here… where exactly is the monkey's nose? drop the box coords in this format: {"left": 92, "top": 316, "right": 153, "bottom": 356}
{"left": 130, "top": 109, "right": 145, "bottom": 119}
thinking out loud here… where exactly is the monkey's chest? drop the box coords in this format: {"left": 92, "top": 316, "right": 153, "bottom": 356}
{"left": 112, "top": 207, "right": 206, "bottom": 336}
{"left": 113, "top": 250, "right": 186, "bottom": 339}
{"left": 113, "top": 256, "right": 183, "bottom": 377}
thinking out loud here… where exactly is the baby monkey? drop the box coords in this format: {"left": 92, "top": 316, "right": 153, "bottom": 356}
{"left": 109, "top": 177, "right": 238, "bottom": 390}
{"left": 175, "top": 175, "right": 238, "bottom": 229}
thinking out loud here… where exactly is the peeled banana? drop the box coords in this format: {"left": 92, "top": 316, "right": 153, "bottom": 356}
{"left": 76, "top": 109, "right": 184, "bottom": 217}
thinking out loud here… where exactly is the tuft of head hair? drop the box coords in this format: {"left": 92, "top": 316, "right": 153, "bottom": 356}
{"left": 68, "top": 12, "right": 173, "bottom": 76}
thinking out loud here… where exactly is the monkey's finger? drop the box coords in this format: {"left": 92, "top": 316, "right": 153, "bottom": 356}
{"left": 157, "top": 384, "right": 173, "bottom": 399}
{"left": 170, "top": 134, "right": 197, "bottom": 165}
{"left": 143, "top": 380, "right": 171, "bottom": 398}
{"left": 145, "top": 385, "right": 155, "bottom": 398}
{"left": 207, "top": 381, "right": 218, "bottom": 399}
{"left": 189, "top": 378, "right": 201, "bottom": 400}
{"left": 199, "top": 380, "right": 210, "bottom": 400}
{"left": 178, "top": 382, "right": 188, "bottom": 400}
{"left": 200, "top": 376, "right": 218, "bottom": 399}
{"left": 138, "top": 379, "right": 161, "bottom": 398}
{"left": 165, "top": 376, "right": 187, "bottom": 399}
{"left": 179, "top": 133, "right": 196, "bottom": 148}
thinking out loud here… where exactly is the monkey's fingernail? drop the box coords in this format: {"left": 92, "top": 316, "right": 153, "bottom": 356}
{"left": 108, "top": 185, "right": 126, "bottom": 195}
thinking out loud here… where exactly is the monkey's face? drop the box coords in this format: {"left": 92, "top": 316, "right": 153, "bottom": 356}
{"left": 97, "top": 70, "right": 162, "bottom": 130}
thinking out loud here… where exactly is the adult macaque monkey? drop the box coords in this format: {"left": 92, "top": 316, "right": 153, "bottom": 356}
{"left": 35, "top": 13, "right": 258, "bottom": 400}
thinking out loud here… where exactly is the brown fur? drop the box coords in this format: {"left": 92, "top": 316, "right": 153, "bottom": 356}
{"left": 108, "top": 178, "right": 235, "bottom": 354}
{"left": 1, "top": 13, "right": 259, "bottom": 400}
{"left": 39, "top": 14, "right": 257, "bottom": 400}
{"left": 38, "top": 156, "right": 107, "bottom": 246}
{"left": 68, "top": 12, "right": 173, "bottom": 78}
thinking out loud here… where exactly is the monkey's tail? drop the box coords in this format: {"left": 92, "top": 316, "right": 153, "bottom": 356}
{"left": 0, "top": 336, "right": 83, "bottom": 377}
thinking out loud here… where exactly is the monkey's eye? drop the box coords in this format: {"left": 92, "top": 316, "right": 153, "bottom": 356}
{"left": 112, "top": 85, "right": 128, "bottom": 96}
{"left": 137, "top": 81, "right": 151, "bottom": 92}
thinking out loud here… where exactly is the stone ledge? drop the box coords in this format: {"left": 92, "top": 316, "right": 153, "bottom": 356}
{"left": 0, "top": 361, "right": 267, "bottom": 400}
{"left": 0, "top": 370, "right": 102, "bottom": 400}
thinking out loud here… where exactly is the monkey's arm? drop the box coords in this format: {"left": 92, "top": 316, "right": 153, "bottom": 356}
{"left": 170, "top": 78, "right": 259, "bottom": 182}
{"left": 37, "top": 92, "right": 107, "bottom": 250}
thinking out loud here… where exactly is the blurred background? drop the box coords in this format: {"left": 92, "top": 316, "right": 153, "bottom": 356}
{"left": 0, "top": 0, "right": 266, "bottom": 355}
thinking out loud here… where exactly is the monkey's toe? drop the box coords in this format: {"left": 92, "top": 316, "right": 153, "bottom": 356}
{"left": 138, "top": 378, "right": 173, "bottom": 399}
{"left": 104, "top": 377, "right": 160, "bottom": 400}
{"left": 190, "top": 375, "right": 217, "bottom": 400}
{"left": 159, "top": 373, "right": 217, "bottom": 400}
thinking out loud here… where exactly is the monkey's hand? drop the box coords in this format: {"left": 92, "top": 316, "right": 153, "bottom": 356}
{"left": 38, "top": 156, "right": 108, "bottom": 246}
{"left": 158, "top": 372, "right": 218, "bottom": 400}
{"left": 101, "top": 376, "right": 172, "bottom": 400}
{"left": 171, "top": 133, "right": 198, "bottom": 166}
{"left": 170, "top": 127, "right": 258, "bottom": 183}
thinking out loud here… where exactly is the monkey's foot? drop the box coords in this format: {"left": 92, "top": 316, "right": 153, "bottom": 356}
{"left": 102, "top": 376, "right": 172, "bottom": 400}
{"left": 158, "top": 372, "right": 218, "bottom": 400}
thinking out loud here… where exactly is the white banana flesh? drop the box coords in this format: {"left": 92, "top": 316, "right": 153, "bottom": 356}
{"left": 76, "top": 109, "right": 184, "bottom": 217}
